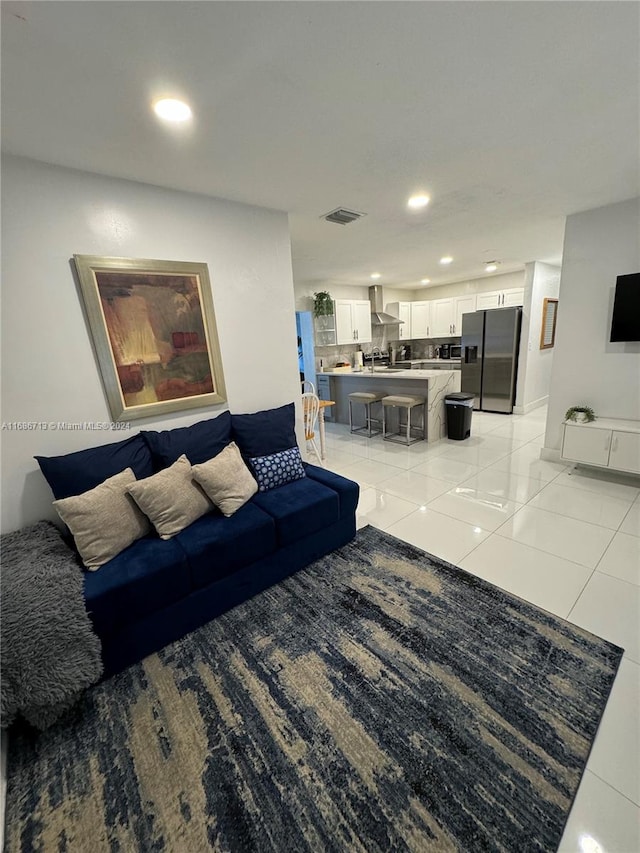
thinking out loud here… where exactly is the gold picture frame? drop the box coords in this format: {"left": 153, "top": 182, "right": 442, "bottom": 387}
{"left": 540, "top": 297, "right": 558, "bottom": 349}
{"left": 73, "top": 255, "right": 227, "bottom": 421}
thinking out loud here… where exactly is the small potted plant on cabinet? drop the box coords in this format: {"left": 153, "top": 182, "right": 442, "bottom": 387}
{"left": 313, "top": 291, "right": 334, "bottom": 318}
{"left": 313, "top": 291, "right": 336, "bottom": 346}
{"left": 565, "top": 405, "right": 596, "bottom": 424}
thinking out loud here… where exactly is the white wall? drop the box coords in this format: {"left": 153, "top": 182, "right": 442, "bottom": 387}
{"left": 1, "top": 156, "right": 302, "bottom": 533}
{"left": 515, "top": 262, "right": 561, "bottom": 413}
{"left": 544, "top": 197, "right": 640, "bottom": 451}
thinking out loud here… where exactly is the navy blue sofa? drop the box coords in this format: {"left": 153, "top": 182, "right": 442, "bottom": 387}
{"left": 36, "top": 404, "right": 359, "bottom": 678}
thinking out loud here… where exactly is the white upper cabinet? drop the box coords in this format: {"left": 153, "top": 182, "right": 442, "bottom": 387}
{"left": 352, "top": 300, "right": 372, "bottom": 344}
{"left": 429, "top": 296, "right": 476, "bottom": 337}
{"left": 334, "top": 300, "right": 353, "bottom": 345}
{"left": 430, "top": 298, "right": 455, "bottom": 338}
{"left": 402, "top": 295, "right": 478, "bottom": 340}
{"left": 410, "top": 301, "right": 432, "bottom": 339}
{"left": 453, "top": 295, "right": 476, "bottom": 335}
{"left": 387, "top": 302, "right": 412, "bottom": 339}
{"left": 335, "top": 299, "right": 372, "bottom": 345}
{"left": 476, "top": 291, "right": 502, "bottom": 310}
{"left": 502, "top": 288, "right": 525, "bottom": 307}
{"left": 476, "top": 288, "right": 525, "bottom": 310}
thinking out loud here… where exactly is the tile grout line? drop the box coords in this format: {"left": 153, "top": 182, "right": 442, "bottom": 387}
{"left": 583, "top": 768, "right": 640, "bottom": 810}
{"left": 566, "top": 506, "right": 640, "bottom": 620}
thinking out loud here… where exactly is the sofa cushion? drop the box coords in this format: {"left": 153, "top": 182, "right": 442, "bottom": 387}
{"left": 250, "top": 446, "right": 306, "bottom": 492}
{"left": 35, "top": 434, "right": 154, "bottom": 500}
{"left": 53, "top": 468, "right": 151, "bottom": 570}
{"left": 252, "top": 477, "right": 340, "bottom": 547}
{"left": 175, "top": 502, "right": 277, "bottom": 590}
{"left": 142, "top": 410, "right": 232, "bottom": 469}
{"left": 231, "top": 403, "right": 296, "bottom": 459}
{"left": 127, "top": 455, "right": 213, "bottom": 539}
{"left": 303, "top": 463, "right": 360, "bottom": 519}
{"left": 84, "top": 535, "right": 190, "bottom": 637}
{"left": 192, "top": 442, "right": 257, "bottom": 517}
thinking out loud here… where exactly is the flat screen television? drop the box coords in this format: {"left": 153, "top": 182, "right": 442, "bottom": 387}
{"left": 610, "top": 273, "right": 640, "bottom": 342}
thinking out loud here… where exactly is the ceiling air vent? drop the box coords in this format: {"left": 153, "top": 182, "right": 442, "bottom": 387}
{"left": 322, "top": 208, "right": 366, "bottom": 225}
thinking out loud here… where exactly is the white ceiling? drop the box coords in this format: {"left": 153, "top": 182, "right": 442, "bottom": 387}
{"left": 2, "top": 1, "right": 638, "bottom": 290}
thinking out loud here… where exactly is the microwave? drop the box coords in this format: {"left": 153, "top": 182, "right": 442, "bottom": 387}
{"left": 450, "top": 345, "right": 462, "bottom": 358}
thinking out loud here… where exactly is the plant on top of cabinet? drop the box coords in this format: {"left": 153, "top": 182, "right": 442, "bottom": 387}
{"left": 313, "top": 291, "right": 334, "bottom": 317}
{"left": 565, "top": 405, "right": 596, "bottom": 423}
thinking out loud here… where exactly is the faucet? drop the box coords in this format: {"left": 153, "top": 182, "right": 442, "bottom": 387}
{"left": 369, "top": 346, "right": 382, "bottom": 372}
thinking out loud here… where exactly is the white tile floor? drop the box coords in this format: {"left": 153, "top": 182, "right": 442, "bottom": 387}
{"left": 312, "top": 406, "right": 640, "bottom": 853}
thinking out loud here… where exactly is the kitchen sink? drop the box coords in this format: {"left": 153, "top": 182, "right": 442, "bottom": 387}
{"left": 373, "top": 367, "right": 404, "bottom": 373}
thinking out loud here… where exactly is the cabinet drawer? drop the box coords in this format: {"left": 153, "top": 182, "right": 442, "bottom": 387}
{"left": 316, "top": 375, "right": 334, "bottom": 420}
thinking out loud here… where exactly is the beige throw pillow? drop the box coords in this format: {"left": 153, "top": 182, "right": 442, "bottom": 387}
{"left": 127, "top": 454, "right": 212, "bottom": 539}
{"left": 192, "top": 442, "right": 257, "bottom": 517}
{"left": 53, "top": 468, "right": 151, "bottom": 570}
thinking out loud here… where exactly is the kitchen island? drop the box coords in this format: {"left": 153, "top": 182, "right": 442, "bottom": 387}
{"left": 323, "top": 368, "right": 461, "bottom": 442}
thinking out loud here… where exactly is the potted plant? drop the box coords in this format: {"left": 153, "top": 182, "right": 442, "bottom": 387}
{"left": 565, "top": 405, "right": 596, "bottom": 424}
{"left": 313, "top": 291, "right": 334, "bottom": 318}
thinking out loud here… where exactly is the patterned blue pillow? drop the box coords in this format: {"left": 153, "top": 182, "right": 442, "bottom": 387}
{"left": 249, "top": 446, "right": 306, "bottom": 492}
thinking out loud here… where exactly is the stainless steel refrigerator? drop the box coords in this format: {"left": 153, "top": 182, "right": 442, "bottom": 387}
{"left": 461, "top": 307, "right": 522, "bottom": 413}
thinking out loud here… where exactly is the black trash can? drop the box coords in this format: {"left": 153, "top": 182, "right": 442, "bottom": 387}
{"left": 445, "top": 392, "right": 474, "bottom": 440}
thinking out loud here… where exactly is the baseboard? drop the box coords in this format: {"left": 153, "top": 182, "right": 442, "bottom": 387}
{"left": 540, "top": 447, "right": 562, "bottom": 463}
{"left": 513, "top": 396, "right": 548, "bottom": 416}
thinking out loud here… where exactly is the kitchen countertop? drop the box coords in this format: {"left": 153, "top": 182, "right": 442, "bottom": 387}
{"left": 321, "top": 367, "right": 462, "bottom": 442}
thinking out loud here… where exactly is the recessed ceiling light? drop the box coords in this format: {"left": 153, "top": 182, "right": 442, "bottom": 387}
{"left": 370, "top": 272, "right": 381, "bottom": 279}
{"left": 408, "top": 194, "right": 430, "bottom": 209}
{"left": 153, "top": 98, "right": 192, "bottom": 122}
{"left": 440, "top": 256, "right": 453, "bottom": 265}
{"left": 485, "top": 261, "right": 499, "bottom": 272}
{"left": 421, "top": 278, "right": 431, "bottom": 285}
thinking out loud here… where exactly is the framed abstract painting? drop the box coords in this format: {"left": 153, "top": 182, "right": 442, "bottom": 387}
{"left": 73, "top": 255, "right": 227, "bottom": 421}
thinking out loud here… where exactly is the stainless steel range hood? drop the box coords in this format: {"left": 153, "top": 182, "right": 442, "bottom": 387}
{"left": 369, "top": 286, "right": 404, "bottom": 326}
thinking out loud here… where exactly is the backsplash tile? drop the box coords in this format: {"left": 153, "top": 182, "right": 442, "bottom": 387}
{"left": 315, "top": 328, "right": 460, "bottom": 370}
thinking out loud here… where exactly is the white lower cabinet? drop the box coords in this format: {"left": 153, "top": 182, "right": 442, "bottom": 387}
{"left": 561, "top": 419, "right": 640, "bottom": 475}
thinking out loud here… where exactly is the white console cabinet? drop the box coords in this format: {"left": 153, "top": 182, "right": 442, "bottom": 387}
{"left": 561, "top": 419, "right": 640, "bottom": 475}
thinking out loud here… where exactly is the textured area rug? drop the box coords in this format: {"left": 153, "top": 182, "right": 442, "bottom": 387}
{"left": 6, "top": 526, "right": 622, "bottom": 852}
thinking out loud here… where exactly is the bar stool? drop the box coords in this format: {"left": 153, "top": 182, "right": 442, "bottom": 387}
{"left": 382, "top": 395, "right": 426, "bottom": 445}
{"left": 348, "top": 391, "right": 385, "bottom": 437}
